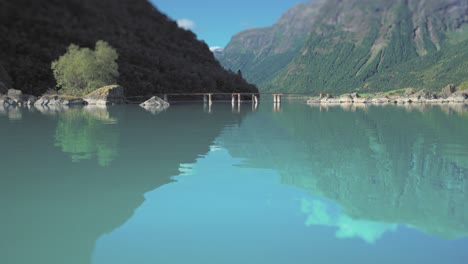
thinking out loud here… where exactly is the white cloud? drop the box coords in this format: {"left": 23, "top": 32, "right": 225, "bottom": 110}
{"left": 176, "top": 19, "right": 196, "bottom": 30}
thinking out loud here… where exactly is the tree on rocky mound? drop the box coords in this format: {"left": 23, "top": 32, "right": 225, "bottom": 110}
{"left": 51, "top": 40, "right": 119, "bottom": 96}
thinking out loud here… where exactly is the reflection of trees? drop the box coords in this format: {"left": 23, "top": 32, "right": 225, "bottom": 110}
{"left": 223, "top": 105, "right": 468, "bottom": 240}
{"left": 0, "top": 104, "right": 247, "bottom": 264}
{"left": 54, "top": 106, "right": 118, "bottom": 167}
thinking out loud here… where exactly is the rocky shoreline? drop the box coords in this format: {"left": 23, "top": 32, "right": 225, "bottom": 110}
{"left": 307, "top": 85, "right": 468, "bottom": 105}
{"left": 0, "top": 85, "right": 126, "bottom": 107}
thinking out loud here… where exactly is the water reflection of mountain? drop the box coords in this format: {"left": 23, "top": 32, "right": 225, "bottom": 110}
{"left": 0, "top": 104, "right": 245, "bottom": 264}
{"left": 222, "top": 104, "right": 468, "bottom": 240}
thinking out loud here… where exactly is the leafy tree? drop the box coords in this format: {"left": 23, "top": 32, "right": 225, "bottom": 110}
{"left": 51, "top": 40, "right": 119, "bottom": 96}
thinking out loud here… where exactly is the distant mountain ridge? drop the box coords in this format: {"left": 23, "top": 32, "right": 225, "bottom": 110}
{"left": 0, "top": 0, "right": 257, "bottom": 96}
{"left": 219, "top": 0, "right": 468, "bottom": 94}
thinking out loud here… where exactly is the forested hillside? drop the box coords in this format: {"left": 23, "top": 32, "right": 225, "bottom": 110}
{"left": 0, "top": 0, "right": 257, "bottom": 96}
{"left": 220, "top": 0, "right": 468, "bottom": 94}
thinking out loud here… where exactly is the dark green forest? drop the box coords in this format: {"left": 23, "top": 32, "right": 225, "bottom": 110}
{"left": 0, "top": 0, "right": 257, "bottom": 96}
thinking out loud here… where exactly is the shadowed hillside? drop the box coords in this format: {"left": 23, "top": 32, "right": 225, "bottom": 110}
{"left": 0, "top": 0, "right": 257, "bottom": 96}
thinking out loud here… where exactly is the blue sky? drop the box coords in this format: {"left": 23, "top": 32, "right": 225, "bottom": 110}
{"left": 150, "top": 0, "right": 308, "bottom": 48}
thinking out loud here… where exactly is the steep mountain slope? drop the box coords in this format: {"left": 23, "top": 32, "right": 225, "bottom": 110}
{"left": 0, "top": 0, "right": 257, "bottom": 96}
{"left": 219, "top": 0, "right": 326, "bottom": 87}
{"left": 220, "top": 0, "right": 468, "bottom": 94}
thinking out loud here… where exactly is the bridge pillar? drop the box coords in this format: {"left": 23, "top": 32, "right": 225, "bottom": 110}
{"left": 208, "top": 93, "right": 213, "bottom": 105}
{"left": 163, "top": 94, "right": 168, "bottom": 102}
{"left": 237, "top": 93, "right": 241, "bottom": 103}
{"left": 232, "top": 94, "right": 236, "bottom": 104}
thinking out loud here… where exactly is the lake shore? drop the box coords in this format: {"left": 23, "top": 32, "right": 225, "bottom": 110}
{"left": 307, "top": 87, "right": 468, "bottom": 105}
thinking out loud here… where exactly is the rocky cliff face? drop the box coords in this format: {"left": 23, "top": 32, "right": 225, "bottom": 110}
{"left": 0, "top": 0, "right": 257, "bottom": 96}
{"left": 220, "top": 0, "right": 468, "bottom": 93}
{"left": 220, "top": 0, "right": 326, "bottom": 87}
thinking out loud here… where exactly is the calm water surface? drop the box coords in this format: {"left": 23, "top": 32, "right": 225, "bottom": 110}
{"left": 1, "top": 102, "right": 468, "bottom": 264}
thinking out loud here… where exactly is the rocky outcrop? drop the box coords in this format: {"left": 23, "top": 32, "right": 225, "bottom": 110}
{"left": 140, "top": 96, "right": 169, "bottom": 108}
{"left": 447, "top": 91, "right": 468, "bottom": 103}
{"left": 34, "top": 95, "right": 85, "bottom": 107}
{"left": 83, "top": 85, "right": 125, "bottom": 105}
{"left": 308, "top": 86, "right": 468, "bottom": 105}
{"left": 0, "top": 89, "right": 36, "bottom": 106}
{"left": 140, "top": 96, "right": 170, "bottom": 114}
{"left": 441, "top": 84, "right": 456, "bottom": 97}
{"left": 0, "top": 0, "right": 258, "bottom": 96}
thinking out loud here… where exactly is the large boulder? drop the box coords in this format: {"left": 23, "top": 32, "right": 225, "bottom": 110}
{"left": 417, "top": 89, "right": 438, "bottom": 100}
{"left": 353, "top": 97, "right": 369, "bottom": 104}
{"left": 5, "top": 89, "right": 36, "bottom": 105}
{"left": 139, "top": 96, "right": 169, "bottom": 108}
{"left": 441, "top": 84, "right": 456, "bottom": 98}
{"left": 370, "top": 96, "right": 391, "bottom": 104}
{"left": 404, "top": 88, "right": 417, "bottom": 97}
{"left": 447, "top": 91, "right": 468, "bottom": 103}
{"left": 35, "top": 95, "right": 85, "bottom": 107}
{"left": 339, "top": 94, "right": 354, "bottom": 103}
{"left": 7, "top": 89, "right": 22, "bottom": 100}
{"left": 84, "top": 85, "right": 125, "bottom": 105}
{"left": 1, "top": 96, "right": 17, "bottom": 106}
{"left": 307, "top": 97, "right": 321, "bottom": 104}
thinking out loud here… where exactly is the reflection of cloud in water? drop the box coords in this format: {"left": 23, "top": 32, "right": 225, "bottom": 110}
{"left": 301, "top": 198, "right": 397, "bottom": 244}
{"left": 54, "top": 107, "right": 118, "bottom": 167}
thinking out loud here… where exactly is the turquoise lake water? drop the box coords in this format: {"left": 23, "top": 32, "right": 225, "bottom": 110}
{"left": 1, "top": 102, "right": 468, "bottom": 264}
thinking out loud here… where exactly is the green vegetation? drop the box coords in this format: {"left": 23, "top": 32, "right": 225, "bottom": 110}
{"left": 51, "top": 41, "right": 119, "bottom": 96}
{"left": 55, "top": 108, "right": 118, "bottom": 167}
{"left": 220, "top": 0, "right": 468, "bottom": 95}
{"left": 0, "top": 0, "right": 257, "bottom": 96}
{"left": 458, "top": 81, "right": 468, "bottom": 91}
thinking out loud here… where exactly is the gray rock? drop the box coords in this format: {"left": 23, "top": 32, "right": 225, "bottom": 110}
{"left": 35, "top": 96, "right": 84, "bottom": 106}
{"left": 408, "top": 95, "right": 421, "bottom": 103}
{"left": 339, "top": 94, "right": 354, "bottom": 103}
{"left": 425, "top": 98, "right": 446, "bottom": 104}
{"left": 404, "top": 88, "right": 417, "bottom": 97}
{"left": 307, "top": 97, "right": 321, "bottom": 104}
{"left": 447, "top": 92, "right": 468, "bottom": 103}
{"left": 353, "top": 97, "right": 369, "bottom": 104}
{"left": 2, "top": 97, "right": 17, "bottom": 106}
{"left": 139, "top": 96, "right": 170, "bottom": 107}
{"left": 441, "top": 84, "right": 456, "bottom": 97}
{"left": 34, "top": 96, "right": 50, "bottom": 106}
{"left": 7, "top": 89, "right": 22, "bottom": 100}
{"left": 416, "top": 89, "right": 438, "bottom": 100}
{"left": 84, "top": 85, "right": 125, "bottom": 105}
{"left": 371, "top": 97, "right": 391, "bottom": 104}
{"left": 322, "top": 98, "right": 341, "bottom": 104}
{"left": 396, "top": 98, "right": 412, "bottom": 104}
